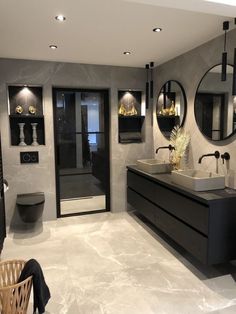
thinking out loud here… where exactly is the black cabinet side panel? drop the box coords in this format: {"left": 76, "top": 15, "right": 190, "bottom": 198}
{"left": 208, "top": 201, "right": 236, "bottom": 264}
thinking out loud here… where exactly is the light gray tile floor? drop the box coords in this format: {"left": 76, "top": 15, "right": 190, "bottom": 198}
{"left": 2, "top": 212, "right": 236, "bottom": 314}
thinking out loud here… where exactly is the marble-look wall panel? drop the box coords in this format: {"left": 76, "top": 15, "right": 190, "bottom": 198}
{"left": 0, "top": 60, "right": 153, "bottom": 225}
{"left": 153, "top": 29, "right": 236, "bottom": 176}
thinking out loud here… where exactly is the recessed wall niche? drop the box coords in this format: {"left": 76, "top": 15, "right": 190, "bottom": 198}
{"left": 8, "top": 85, "right": 45, "bottom": 146}
{"left": 118, "top": 90, "right": 145, "bottom": 143}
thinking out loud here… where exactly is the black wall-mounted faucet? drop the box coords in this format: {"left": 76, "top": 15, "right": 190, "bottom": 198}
{"left": 198, "top": 151, "right": 220, "bottom": 164}
{"left": 156, "top": 144, "right": 175, "bottom": 154}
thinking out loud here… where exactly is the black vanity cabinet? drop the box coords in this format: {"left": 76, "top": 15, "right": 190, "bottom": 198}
{"left": 127, "top": 166, "right": 236, "bottom": 265}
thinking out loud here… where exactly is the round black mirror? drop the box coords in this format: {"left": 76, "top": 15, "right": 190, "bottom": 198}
{"left": 195, "top": 64, "right": 236, "bottom": 141}
{"left": 156, "top": 80, "right": 187, "bottom": 139}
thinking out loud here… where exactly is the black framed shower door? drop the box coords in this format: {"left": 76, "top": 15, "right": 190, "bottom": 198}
{"left": 53, "top": 88, "right": 110, "bottom": 217}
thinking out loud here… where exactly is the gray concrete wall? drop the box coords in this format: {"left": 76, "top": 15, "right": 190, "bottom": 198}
{"left": 153, "top": 29, "right": 236, "bottom": 176}
{"left": 0, "top": 60, "right": 153, "bottom": 225}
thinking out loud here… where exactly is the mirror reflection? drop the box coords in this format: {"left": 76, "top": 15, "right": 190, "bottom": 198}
{"left": 195, "top": 64, "right": 236, "bottom": 141}
{"left": 156, "top": 80, "right": 187, "bottom": 138}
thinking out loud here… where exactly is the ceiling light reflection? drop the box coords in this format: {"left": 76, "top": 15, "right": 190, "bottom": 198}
{"left": 205, "top": 0, "right": 236, "bottom": 6}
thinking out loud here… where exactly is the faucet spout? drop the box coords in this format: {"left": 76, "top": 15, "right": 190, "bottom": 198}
{"left": 198, "top": 151, "right": 220, "bottom": 164}
{"left": 156, "top": 144, "right": 175, "bottom": 154}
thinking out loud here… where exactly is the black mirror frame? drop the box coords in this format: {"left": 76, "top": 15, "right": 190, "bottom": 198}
{"left": 156, "top": 80, "right": 187, "bottom": 139}
{"left": 194, "top": 63, "right": 235, "bottom": 142}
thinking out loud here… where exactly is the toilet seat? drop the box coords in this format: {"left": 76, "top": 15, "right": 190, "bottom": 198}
{"left": 16, "top": 192, "right": 45, "bottom": 206}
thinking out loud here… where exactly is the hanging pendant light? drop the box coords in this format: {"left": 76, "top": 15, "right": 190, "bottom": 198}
{"left": 232, "top": 48, "right": 236, "bottom": 96}
{"left": 149, "top": 62, "right": 154, "bottom": 99}
{"left": 221, "top": 21, "right": 229, "bottom": 81}
{"left": 232, "top": 18, "right": 236, "bottom": 95}
{"left": 163, "top": 83, "right": 166, "bottom": 108}
{"left": 145, "top": 64, "right": 149, "bottom": 109}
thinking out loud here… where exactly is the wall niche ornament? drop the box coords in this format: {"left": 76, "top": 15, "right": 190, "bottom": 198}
{"left": 15, "top": 105, "right": 23, "bottom": 114}
{"left": 28, "top": 105, "right": 37, "bottom": 115}
{"left": 8, "top": 85, "right": 45, "bottom": 145}
{"left": 156, "top": 80, "right": 187, "bottom": 139}
{"left": 195, "top": 64, "right": 236, "bottom": 141}
{"left": 18, "top": 123, "right": 27, "bottom": 146}
{"left": 118, "top": 91, "right": 140, "bottom": 116}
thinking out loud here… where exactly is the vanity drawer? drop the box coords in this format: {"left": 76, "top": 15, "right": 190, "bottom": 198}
{"left": 127, "top": 188, "right": 155, "bottom": 222}
{"left": 154, "top": 202, "right": 208, "bottom": 264}
{"left": 128, "top": 170, "right": 160, "bottom": 198}
{"left": 127, "top": 185, "right": 208, "bottom": 264}
{"left": 127, "top": 171, "right": 209, "bottom": 235}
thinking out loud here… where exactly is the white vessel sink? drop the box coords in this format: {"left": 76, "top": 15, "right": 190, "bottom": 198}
{"left": 171, "top": 169, "right": 225, "bottom": 191}
{"left": 136, "top": 159, "right": 172, "bottom": 174}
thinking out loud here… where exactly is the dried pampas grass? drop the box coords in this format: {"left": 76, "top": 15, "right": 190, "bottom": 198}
{"left": 170, "top": 126, "right": 190, "bottom": 169}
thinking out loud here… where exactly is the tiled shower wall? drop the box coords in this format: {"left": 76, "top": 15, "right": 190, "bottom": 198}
{"left": 0, "top": 60, "right": 153, "bottom": 225}
{"left": 153, "top": 28, "right": 236, "bottom": 176}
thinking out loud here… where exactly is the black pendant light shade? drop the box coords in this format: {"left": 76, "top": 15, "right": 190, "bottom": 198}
{"left": 233, "top": 48, "right": 236, "bottom": 95}
{"left": 163, "top": 84, "right": 166, "bottom": 108}
{"left": 221, "top": 52, "right": 227, "bottom": 81}
{"left": 145, "top": 64, "right": 149, "bottom": 109}
{"left": 150, "top": 62, "right": 154, "bottom": 99}
{"left": 221, "top": 21, "right": 229, "bottom": 82}
{"left": 233, "top": 19, "right": 236, "bottom": 95}
{"left": 146, "top": 82, "right": 149, "bottom": 109}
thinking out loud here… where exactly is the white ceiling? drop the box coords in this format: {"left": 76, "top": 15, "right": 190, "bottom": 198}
{"left": 0, "top": 0, "right": 235, "bottom": 67}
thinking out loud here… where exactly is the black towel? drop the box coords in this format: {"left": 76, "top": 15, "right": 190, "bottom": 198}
{"left": 119, "top": 132, "right": 142, "bottom": 143}
{"left": 18, "top": 259, "right": 51, "bottom": 314}
{"left": 119, "top": 132, "right": 142, "bottom": 140}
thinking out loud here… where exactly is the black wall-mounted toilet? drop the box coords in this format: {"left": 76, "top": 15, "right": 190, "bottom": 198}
{"left": 16, "top": 192, "right": 45, "bottom": 223}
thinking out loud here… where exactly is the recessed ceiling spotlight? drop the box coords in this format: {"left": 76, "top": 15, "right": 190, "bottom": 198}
{"left": 49, "top": 45, "right": 58, "bottom": 50}
{"left": 153, "top": 27, "right": 162, "bottom": 32}
{"left": 55, "top": 15, "right": 66, "bottom": 21}
{"left": 123, "top": 51, "right": 131, "bottom": 55}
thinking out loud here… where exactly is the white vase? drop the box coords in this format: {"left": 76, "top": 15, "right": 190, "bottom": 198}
{"left": 31, "top": 123, "right": 39, "bottom": 146}
{"left": 18, "top": 123, "right": 27, "bottom": 146}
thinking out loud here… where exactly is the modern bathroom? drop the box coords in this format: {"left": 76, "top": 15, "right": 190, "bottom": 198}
{"left": 0, "top": 0, "right": 236, "bottom": 313}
